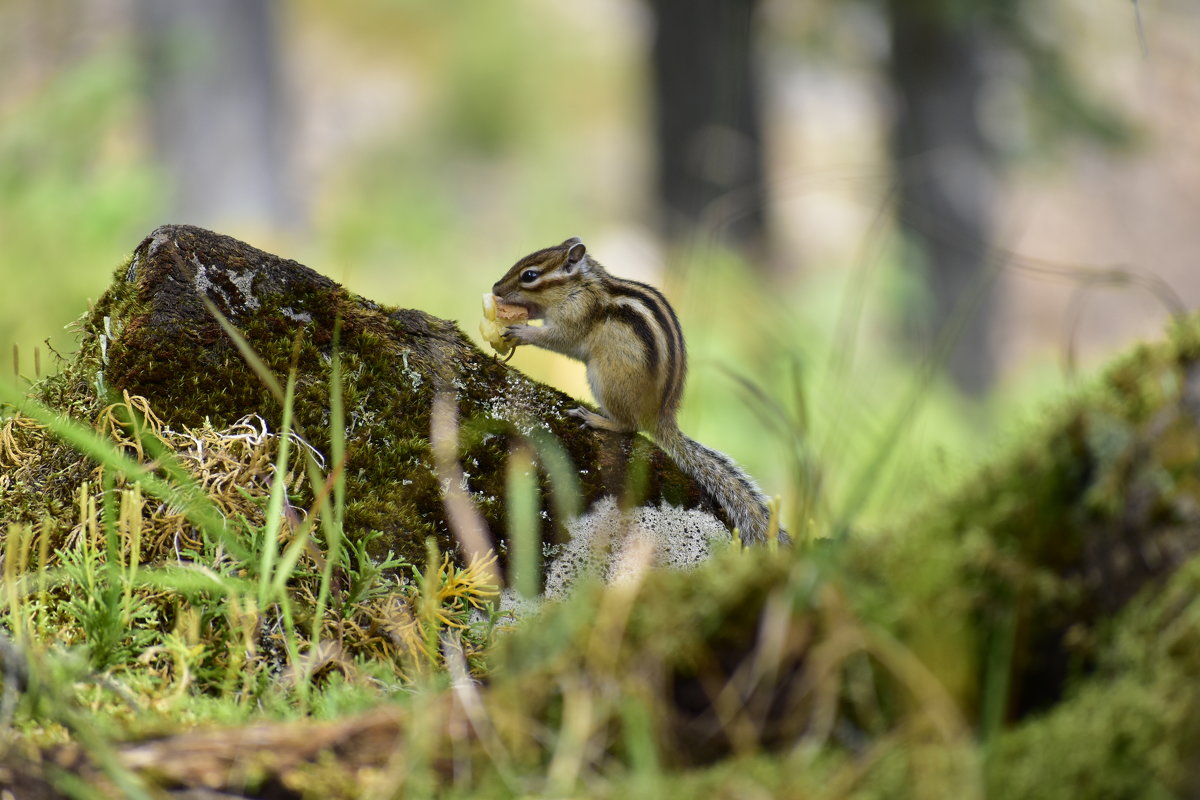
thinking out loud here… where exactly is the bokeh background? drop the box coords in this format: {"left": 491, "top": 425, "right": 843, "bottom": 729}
{"left": 2, "top": 0, "right": 1197, "bottom": 529}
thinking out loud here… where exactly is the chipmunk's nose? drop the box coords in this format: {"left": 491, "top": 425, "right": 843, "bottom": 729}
{"left": 491, "top": 281, "right": 504, "bottom": 296}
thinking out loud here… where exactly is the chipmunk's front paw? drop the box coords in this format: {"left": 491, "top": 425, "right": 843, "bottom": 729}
{"left": 502, "top": 324, "right": 538, "bottom": 345}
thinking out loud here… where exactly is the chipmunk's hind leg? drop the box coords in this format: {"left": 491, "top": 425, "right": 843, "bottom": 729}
{"left": 567, "top": 406, "right": 637, "bottom": 433}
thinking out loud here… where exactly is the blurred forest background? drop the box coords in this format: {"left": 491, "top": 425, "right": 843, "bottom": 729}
{"left": 2, "top": 0, "right": 1197, "bottom": 528}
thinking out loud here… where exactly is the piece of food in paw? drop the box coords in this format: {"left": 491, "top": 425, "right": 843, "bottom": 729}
{"left": 480, "top": 293, "right": 529, "bottom": 355}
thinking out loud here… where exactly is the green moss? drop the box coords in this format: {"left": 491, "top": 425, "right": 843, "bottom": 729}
{"left": 981, "top": 557, "right": 1200, "bottom": 799}
{"left": 986, "top": 675, "right": 1186, "bottom": 800}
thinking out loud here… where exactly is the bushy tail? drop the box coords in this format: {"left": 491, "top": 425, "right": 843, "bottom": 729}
{"left": 655, "top": 422, "right": 783, "bottom": 544}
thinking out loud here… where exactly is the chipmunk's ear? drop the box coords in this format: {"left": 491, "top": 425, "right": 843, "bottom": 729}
{"left": 564, "top": 238, "right": 586, "bottom": 264}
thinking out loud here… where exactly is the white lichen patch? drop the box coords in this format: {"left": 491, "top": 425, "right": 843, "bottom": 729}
{"left": 400, "top": 350, "right": 423, "bottom": 389}
{"left": 281, "top": 306, "right": 312, "bottom": 323}
{"left": 485, "top": 373, "right": 572, "bottom": 435}
{"left": 227, "top": 269, "right": 260, "bottom": 309}
{"left": 192, "top": 255, "right": 262, "bottom": 312}
{"left": 500, "top": 495, "right": 730, "bottom": 615}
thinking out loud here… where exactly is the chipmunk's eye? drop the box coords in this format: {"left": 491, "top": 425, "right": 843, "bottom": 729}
{"left": 520, "top": 269, "right": 540, "bottom": 283}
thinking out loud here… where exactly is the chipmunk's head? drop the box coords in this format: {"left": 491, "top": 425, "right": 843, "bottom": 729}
{"left": 492, "top": 237, "right": 596, "bottom": 319}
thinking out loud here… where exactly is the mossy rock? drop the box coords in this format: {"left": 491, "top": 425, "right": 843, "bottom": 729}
{"left": 0, "top": 224, "right": 724, "bottom": 570}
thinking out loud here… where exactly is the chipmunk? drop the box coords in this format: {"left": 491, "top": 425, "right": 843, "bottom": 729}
{"left": 492, "top": 237, "right": 783, "bottom": 544}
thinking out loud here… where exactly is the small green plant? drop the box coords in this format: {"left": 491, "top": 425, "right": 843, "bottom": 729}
{"left": 340, "top": 530, "right": 407, "bottom": 608}
{"left": 58, "top": 526, "right": 157, "bottom": 672}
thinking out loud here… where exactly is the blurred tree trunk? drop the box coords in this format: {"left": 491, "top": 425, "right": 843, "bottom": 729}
{"left": 135, "top": 0, "right": 295, "bottom": 230}
{"left": 649, "top": 0, "right": 768, "bottom": 263}
{"left": 886, "top": 2, "right": 1000, "bottom": 395}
